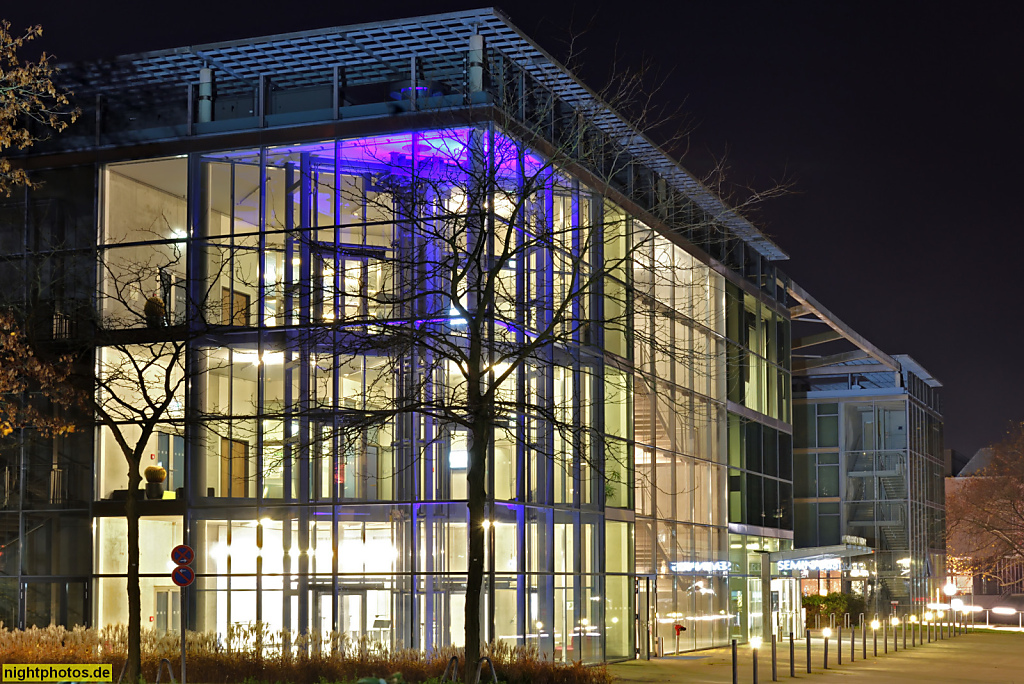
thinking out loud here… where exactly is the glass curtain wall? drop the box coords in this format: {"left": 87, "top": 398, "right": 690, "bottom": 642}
{"left": 632, "top": 227, "right": 729, "bottom": 652}
{"left": 94, "top": 127, "right": 632, "bottom": 662}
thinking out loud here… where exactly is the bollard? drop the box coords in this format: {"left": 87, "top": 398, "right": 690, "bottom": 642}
{"left": 806, "top": 630, "right": 811, "bottom": 673}
{"left": 753, "top": 643, "right": 760, "bottom": 684}
{"left": 731, "top": 639, "right": 737, "bottom": 684}
{"left": 851, "top": 622, "right": 855, "bottom": 662}
{"left": 884, "top": 621, "right": 888, "bottom": 654}
{"left": 893, "top": 620, "right": 898, "bottom": 652}
{"left": 823, "top": 630, "right": 830, "bottom": 669}
{"left": 789, "top": 632, "right": 795, "bottom": 678}
{"left": 838, "top": 626, "right": 842, "bottom": 665}
{"left": 874, "top": 626, "right": 878, "bottom": 656}
{"left": 903, "top": 620, "right": 906, "bottom": 649}
{"left": 772, "top": 634, "right": 778, "bottom": 682}
{"left": 862, "top": 623, "right": 867, "bottom": 659}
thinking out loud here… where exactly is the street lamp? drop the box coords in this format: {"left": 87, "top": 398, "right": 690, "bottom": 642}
{"left": 751, "top": 636, "right": 762, "bottom": 684}
{"left": 871, "top": 619, "right": 880, "bottom": 656}
{"left": 943, "top": 582, "right": 957, "bottom": 597}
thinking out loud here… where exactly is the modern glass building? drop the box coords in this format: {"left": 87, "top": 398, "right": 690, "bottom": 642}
{"left": 789, "top": 283, "right": 944, "bottom": 615}
{"left": 0, "top": 8, "right": 820, "bottom": 660}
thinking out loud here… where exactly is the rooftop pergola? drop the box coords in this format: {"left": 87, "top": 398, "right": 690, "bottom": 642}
{"left": 60, "top": 7, "right": 787, "bottom": 262}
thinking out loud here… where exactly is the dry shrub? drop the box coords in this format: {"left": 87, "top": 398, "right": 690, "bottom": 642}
{"left": 0, "top": 623, "right": 611, "bottom": 684}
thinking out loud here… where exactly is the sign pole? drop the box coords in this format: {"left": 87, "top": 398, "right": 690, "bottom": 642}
{"left": 170, "top": 544, "right": 195, "bottom": 684}
{"left": 181, "top": 586, "right": 187, "bottom": 684}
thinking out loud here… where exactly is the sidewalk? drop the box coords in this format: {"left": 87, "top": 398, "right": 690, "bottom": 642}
{"left": 608, "top": 630, "right": 1021, "bottom": 684}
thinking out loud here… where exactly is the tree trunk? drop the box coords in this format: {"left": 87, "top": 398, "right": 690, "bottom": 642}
{"left": 464, "top": 420, "right": 490, "bottom": 684}
{"left": 125, "top": 457, "right": 142, "bottom": 684}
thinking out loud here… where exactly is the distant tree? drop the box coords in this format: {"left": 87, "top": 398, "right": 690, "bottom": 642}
{"left": 946, "top": 422, "right": 1024, "bottom": 591}
{"left": 0, "top": 20, "right": 78, "bottom": 195}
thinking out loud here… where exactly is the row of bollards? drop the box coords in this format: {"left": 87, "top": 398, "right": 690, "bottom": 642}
{"left": 730, "top": 612, "right": 967, "bottom": 683}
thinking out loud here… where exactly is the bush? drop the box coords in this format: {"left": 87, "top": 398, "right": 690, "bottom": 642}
{"left": 0, "top": 623, "right": 611, "bottom": 684}
{"left": 802, "top": 592, "right": 868, "bottom": 629}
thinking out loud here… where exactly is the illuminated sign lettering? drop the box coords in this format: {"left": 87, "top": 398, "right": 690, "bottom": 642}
{"left": 669, "top": 561, "right": 733, "bottom": 574}
{"left": 777, "top": 558, "right": 841, "bottom": 572}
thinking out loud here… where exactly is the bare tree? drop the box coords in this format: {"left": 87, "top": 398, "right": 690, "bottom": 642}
{"left": 947, "top": 422, "right": 1024, "bottom": 592}
{"left": 71, "top": 232, "right": 227, "bottom": 684}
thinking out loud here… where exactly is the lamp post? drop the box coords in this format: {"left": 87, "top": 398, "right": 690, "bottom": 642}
{"left": 822, "top": 628, "right": 831, "bottom": 669}
{"left": 951, "top": 599, "right": 964, "bottom": 637}
{"left": 943, "top": 583, "right": 957, "bottom": 639}
{"left": 751, "top": 636, "right": 762, "bottom": 684}
{"left": 871, "top": 619, "right": 880, "bottom": 656}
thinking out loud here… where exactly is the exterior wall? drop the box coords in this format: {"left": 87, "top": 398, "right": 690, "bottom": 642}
{"left": 0, "top": 166, "right": 97, "bottom": 629}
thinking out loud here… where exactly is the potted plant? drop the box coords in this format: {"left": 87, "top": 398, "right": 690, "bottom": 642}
{"left": 144, "top": 466, "right": 167, "bottom": 500}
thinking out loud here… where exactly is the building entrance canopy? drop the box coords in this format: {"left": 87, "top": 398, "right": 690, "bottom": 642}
{"left": 759, "top": 543, "right": 874, "bottom": 638}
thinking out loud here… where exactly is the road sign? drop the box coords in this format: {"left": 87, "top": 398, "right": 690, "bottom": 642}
{"left": 171, "top": 566, "right": 195, "bottom": 587}
{"left": 171, "top": 544, "right": 195, "bottom": 566}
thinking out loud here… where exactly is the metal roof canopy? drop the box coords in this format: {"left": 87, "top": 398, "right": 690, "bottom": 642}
{"left": 755, "top": 543, "right": 873, "bottom": 641}
{"left": 60, "top": 7, "right": 787, "bottom": 262}
{"left": 769, "top": 544, "right": 874, "bottom": 563}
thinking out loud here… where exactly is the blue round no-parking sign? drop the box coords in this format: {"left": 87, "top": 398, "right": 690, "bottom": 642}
{"left": 171, "top": 544, "right": 195, "bottom": 566}
{"left": 171, "top": 565, "right": 195, "bottom": 587}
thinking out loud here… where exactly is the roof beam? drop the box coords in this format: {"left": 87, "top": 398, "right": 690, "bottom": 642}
{"left": 796, "top": 362, "right": 895, "bottom": 377}
{"left": 792, "top": 330, "right": 843, "bottom": 350}
{"left": 793, "top": 350, "right": 870, "bottom": 372}
{"left": 787, "top": 281, "right": 899, "bottom": 371}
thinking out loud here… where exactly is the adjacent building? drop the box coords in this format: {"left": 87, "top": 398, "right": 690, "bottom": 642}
{"left": 789, "top": 283, "right": 944, "bottom": 613}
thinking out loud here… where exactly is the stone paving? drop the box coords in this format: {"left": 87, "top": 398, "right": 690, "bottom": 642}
{"left": 608, "top": 629, "right": 1023, "bottom": 684}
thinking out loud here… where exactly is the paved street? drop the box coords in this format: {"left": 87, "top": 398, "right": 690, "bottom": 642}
{"left": 608, "top": 630, "right": 1024, "bottom": 684}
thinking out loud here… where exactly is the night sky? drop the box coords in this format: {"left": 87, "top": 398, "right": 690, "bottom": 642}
{"left": 7, "top": 1, "right": 1022, "bottom": 456}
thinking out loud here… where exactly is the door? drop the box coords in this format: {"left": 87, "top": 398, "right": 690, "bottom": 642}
{"left": 220, "top": 438, "right": 249, "bottom": 498}
{"left": 221, "top": 287, "right": 251, "bottom": 326}
{"left": 635, "top": 576, "right": 655, "bottom": 659}
{"left": 155, "top": 588, "right": 180, "bottom": 634}
{"left": 312, "top": 588, "right": 367, "bottom": 652}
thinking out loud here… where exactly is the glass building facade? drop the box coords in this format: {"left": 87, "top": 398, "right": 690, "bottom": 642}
{"left": 0, "top": 9, "right": 834, "bottom": 660}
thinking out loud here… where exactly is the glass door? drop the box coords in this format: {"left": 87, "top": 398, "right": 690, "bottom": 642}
{"left": 635, "top": 576, "right": 655, "bottom": 659}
